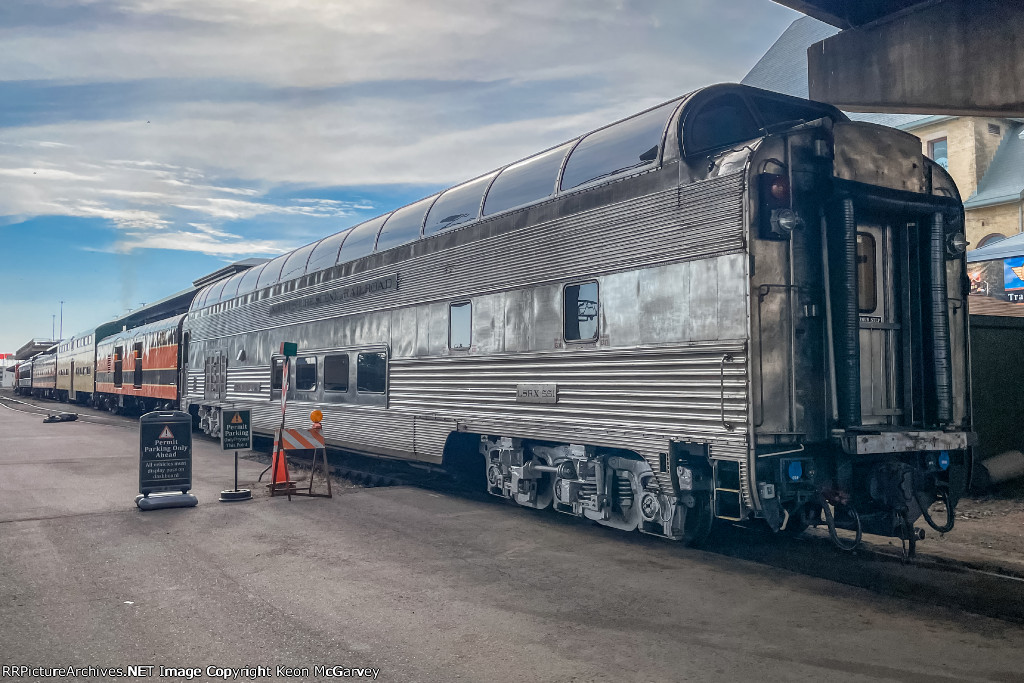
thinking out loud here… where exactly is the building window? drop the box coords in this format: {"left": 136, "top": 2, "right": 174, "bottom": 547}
{"left": 564, "top": 281, "right": 600, "bottom": 342}
{"left": 449, "top": 302, "right": 472, "bottom": 350}
{"left": 977, "top": 233, "right": 1006, "bottom": 249}
{"left": 324, "top": 354, "right": 349, "bottom": 393}
{"left": 856, "top": 233, "right": 877, "bottom": 313}
{"left": 928, "top": 138, "right": 948, "bottom": 170}
{"left": 295, "top": 356, "right": 317, "bottom": 391}
{"left": 357, "top": 352, "right": 387, "bottom": 393}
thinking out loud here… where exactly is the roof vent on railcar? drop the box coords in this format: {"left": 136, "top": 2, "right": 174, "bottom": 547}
{"left": 304, "top": 228, "right": 352, "bottom": 274}
{"left": 482, "top": 141, "right": 574, "bottom": 217}
{"left": 235, "top": 262, "right": 268, "bottom": 298}
{"left": 423, "top": 173, "right": 497, "bottom": 236}
{"left": 375, "top": 196, "right": 436, "bottom": 252}
{"left": 559, "top": 99, "right": 679, "bottom": 191}
{"left": 337, "top": 214, "right": 390, "bottom": 263}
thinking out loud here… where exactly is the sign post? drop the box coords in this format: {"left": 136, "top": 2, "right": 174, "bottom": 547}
{"left": 220, "top": 409, "right": 253, "bottom": 502}
{"left": 136, "top": 410, "right": 198, "bottom": 510}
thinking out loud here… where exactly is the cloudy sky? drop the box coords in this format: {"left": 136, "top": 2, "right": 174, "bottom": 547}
{"left": 0, "top": 0, "right": 799, "bottom": 352}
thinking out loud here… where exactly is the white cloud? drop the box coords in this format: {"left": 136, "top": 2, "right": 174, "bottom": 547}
{"left": 0, "top": 0, "right": 798, "bottom": 258}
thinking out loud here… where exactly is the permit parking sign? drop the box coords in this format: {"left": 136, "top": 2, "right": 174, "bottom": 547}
{"left": 139, "top": 411, "right": 193, "bottom": 495}
{"left": 221, "top": 409, "right": 252, "bottom": 451}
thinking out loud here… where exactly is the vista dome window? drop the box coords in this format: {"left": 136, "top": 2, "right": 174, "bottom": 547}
{"left": 560, "top": 100, "right": 678, "bottom": 191}
{"left": 338, "top": 215, "right": 390, "bottom": 263}
{"left": 483, "top": 142, "right": 573, "bottom": 216}
{"left": 256, "top": 253, "right": 289, "bottom": 288}
{"left": 305, "top": 229, "right": 351, "bottom": 273}
{"left": 236, "top": 262, "right": 268, "bottom": 296}
{"left": 376, "top": 197, "right": 435, "bottom": 252}
{"left": 278, "top": 241, "right": 318, "bottom": 282}
{"left": 424, "top": 173, "right": 496, "bottom": 236}
{"left": 213, "top": 271, "right": 246, "bottom": 304}
{"left": 684, "top": 93, "right": 760, "bottom": 155}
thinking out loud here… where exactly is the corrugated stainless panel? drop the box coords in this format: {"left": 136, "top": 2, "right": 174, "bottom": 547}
{"left": 186, "top": 174, "right": 745, "bottom": 342}
{"left": 225, "top": 365, "right": 270, "bottom": 401}
{"left": 185, "top": 370, "right": 204, "bottom": 402}
{"left": 389, "top": 342, "right": 749, "bottom": 489}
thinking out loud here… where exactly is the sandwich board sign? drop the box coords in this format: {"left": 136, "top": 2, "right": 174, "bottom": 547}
{"left": 137, "top": 411, "right": 196, "bottom": 509}
{"left": 221, "top": 409, "right": 252, "bottom": 451}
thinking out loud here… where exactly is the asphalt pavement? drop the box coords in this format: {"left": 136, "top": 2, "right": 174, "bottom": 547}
{"left": 1, "top": 397, "right": 1023, "bottom": 682}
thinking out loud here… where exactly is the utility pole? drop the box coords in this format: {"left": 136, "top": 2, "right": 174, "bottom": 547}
{"left": 51, "top": 314, "right": 55, "bottom": 341}
{"left": 59, "top": 301, "right": 64, "bottom": 340}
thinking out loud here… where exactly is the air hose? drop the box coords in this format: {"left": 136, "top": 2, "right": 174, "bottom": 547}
{"left": 820, "top": 495, "right": 862, "bottom": 551}
{"left": 916, "top": 485, "right": 956, "bottom": 534}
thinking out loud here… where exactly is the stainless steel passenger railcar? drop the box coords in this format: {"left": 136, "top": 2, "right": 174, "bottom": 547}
{"left": 183, "top": 84, "right": 973, "bottom": 548}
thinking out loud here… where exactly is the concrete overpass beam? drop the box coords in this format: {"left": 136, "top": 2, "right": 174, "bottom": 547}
{"left": 807, "top": 0, "right": 1024, "bottom": 117}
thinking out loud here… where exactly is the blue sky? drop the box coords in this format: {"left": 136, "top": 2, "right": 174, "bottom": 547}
{"left": 0, "top": 0, "right": 800, "bottom": 352}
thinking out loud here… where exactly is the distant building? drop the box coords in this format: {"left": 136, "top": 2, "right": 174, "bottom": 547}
{"left": 743, "top": 16, "right": 1024, "bottom": 252}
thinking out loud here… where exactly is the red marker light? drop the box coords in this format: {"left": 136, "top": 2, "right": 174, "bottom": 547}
{"left": 770, "top": 177, "right": 789, "bottom": 202}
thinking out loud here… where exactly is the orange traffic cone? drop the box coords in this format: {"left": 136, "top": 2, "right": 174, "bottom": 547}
{"left": 270, "top": 447, "right": 290, "bottom": 485}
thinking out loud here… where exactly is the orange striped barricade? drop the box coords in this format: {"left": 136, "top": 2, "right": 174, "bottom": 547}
{"left": 268, "top": 426, "right": 332, "bottom": 499}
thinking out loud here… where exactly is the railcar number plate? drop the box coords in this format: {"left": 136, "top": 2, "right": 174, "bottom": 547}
{"left": 516, "top": 383, "right": 558, "bottom": 404}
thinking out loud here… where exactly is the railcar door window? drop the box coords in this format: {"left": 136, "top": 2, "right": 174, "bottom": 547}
{"left": 324, "top": 355, "right": 350, "bottom": 393}
{"left": 113, "top": 346, "right": 124, "bottom": 387}
{"left": 564, "top": 281, "right": 600, "bottom": 342}
{"left": 133, "top": 342, "right": 144, "bottom": 388}
{"left": 449, "top": 302, "right": 472, "bottom": 350}
{"left": 357, "top": 352, "right": 387, "bottom": 393}
{"left": 295, "top": 356, "right": 317, "bottom": 392}
{"left": 270, "top": 357, "right": 283, "bottom": 399}
{"left": 856, "top": 232, "right": 878, "bottom": 313}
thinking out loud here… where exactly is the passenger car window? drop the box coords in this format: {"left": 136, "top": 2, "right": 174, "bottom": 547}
{"left": 857, "top": 233, "right": 877, "bottom": 313}
{"left": 483, "top": 142, "right": 573, "bottom": 216}
{"left": 338, "top": 215, "right": 390, "bottom": 263}
{"left": 295, "top": 356, "right": 317, "bottom": 391}
{"left": 357, "top": 352, "right": 387, "bottom": 393}
{"left": 564, "top": 281, "right": 599, "bottom": 342}
{"left": 424, "top": 174, "right": 496, "bottom": 236}
{"left": 324, "top": 354, "right": 349, "bottom": 392}
{"left": 375, "top": 197, "right": 435, "bottom": 252}
{"left": 560, "top": 101, "right": 677, "bottom": 191}
{"left": 449, "top": 302, "right": 472, "bottom": 350}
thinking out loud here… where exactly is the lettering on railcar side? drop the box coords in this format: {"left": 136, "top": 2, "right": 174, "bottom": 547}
{"left": 516, "top": 383, "right": 558, "bottom": 404}
{"left": 269, "top": 273, "right": 399, "bottom": 315}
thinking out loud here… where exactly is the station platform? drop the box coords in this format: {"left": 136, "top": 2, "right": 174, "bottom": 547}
{"left": 1, "top": 394, "right": 1023, "bottom": 682}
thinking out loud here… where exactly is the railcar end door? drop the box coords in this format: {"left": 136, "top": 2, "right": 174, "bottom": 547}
{"left": 856, "top": 223, "right": 903, "bottom": 425}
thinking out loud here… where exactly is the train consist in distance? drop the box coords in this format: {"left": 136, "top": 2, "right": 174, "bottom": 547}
{"left": 13, "top": 84, "right": 973, "bottom": 551}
